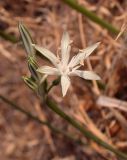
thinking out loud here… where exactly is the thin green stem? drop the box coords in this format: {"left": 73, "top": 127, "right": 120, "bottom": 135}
{"left": 0, "top": 94, "right": 85, "bottom": 146}
{"left": 47, "top": 84, "right": 54, "bottom": 93}
{"left": 0, "top": 30, "right": 18, "bottom": 43}
{"left": 47, "top": 77, "right": 60, "bottom": 93}
{"left": 46, "top": 97, "right": 127, "bottom": 160}
{"left": 63, "top": 0, "right": 119, "bottom": 34}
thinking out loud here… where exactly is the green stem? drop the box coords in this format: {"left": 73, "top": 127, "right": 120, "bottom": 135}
{"left": 47, "top": 77, "right": 60, "bottom": 93}
{"left": 46, "top": 97, "right": 127, "bottom": 160}
{"left": 0, "top": 94, "right": 85, "bottom": 146}
{"left": 63, "top": 0, "right": 119, "bottom": 34}
{"left": 0, "top": 30, "right": 18, "bottom": 43}
{"left": 47, "top": 83, "right": 54, "bottom": 93}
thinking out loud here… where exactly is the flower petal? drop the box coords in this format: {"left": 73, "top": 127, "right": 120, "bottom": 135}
{"left": 69, "top": 42, "right": 100, "bottom": 68}
{"left": 71, "top": 70, "right": 101, "bottom": 80}
{"left": 61, "top": 31, "right": 71, "bottom": 66}
{"left": 61, "top": 75, "right": 70, "bottom": 97}
{"left": 33, "top": 44, "right": 59, "bottom": 67}
{"left": 37, "top": 66, "right": 59, "bottom": 75}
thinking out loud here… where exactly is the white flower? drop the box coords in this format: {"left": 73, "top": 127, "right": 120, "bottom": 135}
{"left": 33, "top": 31, "right": 101, "bottom": 97}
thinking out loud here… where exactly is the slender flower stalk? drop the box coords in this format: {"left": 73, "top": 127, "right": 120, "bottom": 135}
{"left": 46, "top": 97, "right": 127, "bottom": 160}
{"left": 33, "top": 31, "right": 100, "bottom": 96}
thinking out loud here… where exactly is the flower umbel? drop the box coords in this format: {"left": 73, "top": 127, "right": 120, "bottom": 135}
{"left": 33, "top": 31, "right": 101, "bottom": 96}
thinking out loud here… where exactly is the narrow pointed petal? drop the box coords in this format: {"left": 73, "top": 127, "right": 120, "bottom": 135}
{"left": 37, "top": 66, "right": 59, "bottom": 75}
{"left": 79, "top": 42, "right": 100, "bottom": 59}
{"left": 61, "top": 31, "right": 71, "bottom": 66}
{"left": 61, "top": 75, "right": 70, "bottom": 97}
{"left": 69, "top": 42, "right": 100, "bottom": 68}
{"left": 33, "top": 44, "right": 59, "bottom": 67}
{"left": 71, "top": 70, "right": 101, "bottom": 80}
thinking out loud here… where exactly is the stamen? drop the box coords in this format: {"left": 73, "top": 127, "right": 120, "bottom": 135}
{"left": 56, "top": 47, "right": 61, "bottom": 59}
{"left": 80, "top": 60, "right": 84, "bottom": 66}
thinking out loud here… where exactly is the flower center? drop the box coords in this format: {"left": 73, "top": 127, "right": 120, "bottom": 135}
{"left": 61, "top": 66, "right": 67, "bottom": 75}
{"left": 59, "top": 65, "right": 69, "bottom": 76}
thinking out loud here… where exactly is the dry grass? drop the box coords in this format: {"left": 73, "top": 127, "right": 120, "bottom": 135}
{"left": 0, "top": 0, "right": 127, "bottom": 159}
